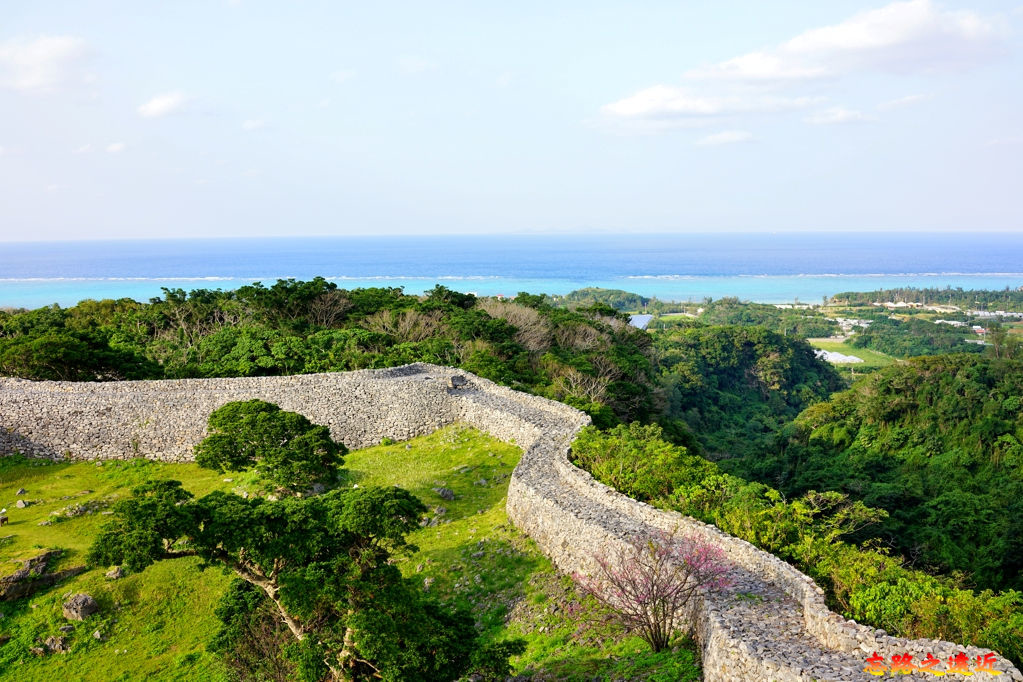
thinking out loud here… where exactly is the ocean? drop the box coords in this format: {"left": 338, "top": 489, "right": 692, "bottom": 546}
{"left": 1, "top": 233, "right": 1021, "bottom": 309}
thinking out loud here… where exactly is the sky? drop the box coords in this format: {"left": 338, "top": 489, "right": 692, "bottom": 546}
{"left": 1, "top": 0, "right": 1021, "bottom": 241}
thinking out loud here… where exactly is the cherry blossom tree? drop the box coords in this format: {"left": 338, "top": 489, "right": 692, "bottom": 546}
{"left": 576, "top": 529, "right": 732, "bottom": 652}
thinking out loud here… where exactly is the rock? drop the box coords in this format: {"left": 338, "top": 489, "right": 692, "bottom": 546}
{"left": 15, "top": 500, "right": 28, "bottom": 509}
{"left": 62, "top": 593, "right": 99, "bottom": 621}
{"left": 93, "top": 630, "right": 104, "bottom": 641}
{"left": 432, "top": 487, "right": 455, "bottom": 501}
{"left": 44, "top": 635, "right": 70, "bottom": 653}
{"left": 38, "top": 520, "right": 52, "bottom": 526}
{"left": 474, "top": 478, "right": 488, "bottom": 486}
{"left": 30, "top": 646, "right": 47, "bottom": 656}
{"left": 16, "top": 488, "right": 26, "bottom": 496}
{"left": 448, "top": 375, "right": 467, "bottom": 389}
{"left": 423, "top": 577, "right": 434, "bottom": 591}
{"left": 58, "top": 625, "right": 74, "bottom": 633}
{"left": 105, "top": 566, "right": 125, "bottom": 580}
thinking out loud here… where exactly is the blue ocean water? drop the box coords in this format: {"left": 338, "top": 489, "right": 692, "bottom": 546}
{"left": 1, "top": 233, "right": 1021, "bottom": 309}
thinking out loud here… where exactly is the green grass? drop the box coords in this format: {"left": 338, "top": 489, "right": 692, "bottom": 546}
{"left": 347, "top": 425, "right": 702, "bottom": 680}
{"left": 0, "top": 457, "right": 248, "bottom": 681}
{"left": 1, "top": 425, "right": 702, "bottom": 681}
{"left": 807, "top": 338, "right": 898, "bottom": 368}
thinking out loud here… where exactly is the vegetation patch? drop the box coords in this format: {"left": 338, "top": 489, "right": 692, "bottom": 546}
{"left": 1, "top": 426, "right": 702, "bottom": 680}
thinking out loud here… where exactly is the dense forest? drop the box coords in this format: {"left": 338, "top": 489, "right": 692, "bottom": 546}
{"left": 728, "top": 354, "right": 1023, "bottom": 592}
{"left": 683, "top": 297, "right": 838, "bottom": 338}
{"left": 655, "top": 322, "right": 843, "bottom": 457}
{"left": 848, "top": 316, "right": 984, "bottom": 358}
{"left": 2, "top": 281, "right": 1022, "bottom": 669}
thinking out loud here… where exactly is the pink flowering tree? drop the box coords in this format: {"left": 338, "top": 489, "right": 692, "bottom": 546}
{"left": 575, "top": 529, "right": 732, "bottom": 652}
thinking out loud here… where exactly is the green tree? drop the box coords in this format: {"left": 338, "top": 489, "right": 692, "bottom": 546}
{"left": 194, "top": 400, "right": 346, "bottom": 495}
{"left": 89, "top": 482, "right": 515, "bottom": 681}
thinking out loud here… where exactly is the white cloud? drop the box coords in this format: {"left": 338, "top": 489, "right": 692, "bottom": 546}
{"left": 137, "top": 91, "right": 188, "bottom": 118}
{"left": 242, "top": 119, "right": 266, "bottom": 131}
{"left": 603, "top": 85, "right": 818, "bottom": 120}
{"left": 805, "top": 107, "right": 873, "bottom": 125}
{"left": 687, "top": 0, "right": 1003, "bottom": 82}
{"left": 0, "top": 35, "right": 89, "bottom": 92}
{"left": 106, "top": 142, "right": 126, "bottom": 153}
{"left": 877, "top": 93, "right": 930, "bottom": 110}
{"left": 396, "top": 55, "right": 437, "bottom": 75}
{"left": 73, "top": 144, "right": 93, "bottom": 154}
{"left": 696, "top": 130, "right": 754, "bottom": 146}
{"left": 330, "top": 68, "right": 356, "bottom": 83}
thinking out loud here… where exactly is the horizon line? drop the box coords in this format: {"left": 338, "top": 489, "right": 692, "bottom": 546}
{"left": 3, "top": 229, "right": 1023, "bottom": 244}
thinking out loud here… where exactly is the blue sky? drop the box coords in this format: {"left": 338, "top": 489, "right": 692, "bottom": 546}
{"left": 1, "top": 0, "right": 1021, "bottom": 240}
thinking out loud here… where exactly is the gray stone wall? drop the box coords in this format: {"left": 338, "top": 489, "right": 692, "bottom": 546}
{"left": 1, "top": 364, "right": 1019, "bottom": 681}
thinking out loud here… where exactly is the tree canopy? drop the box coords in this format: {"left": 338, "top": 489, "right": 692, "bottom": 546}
{"left": 194, "top": 400, "right": 346, "bottom": 495}
{"left": 88, "top": 480, "right": 518, "bottom": 681}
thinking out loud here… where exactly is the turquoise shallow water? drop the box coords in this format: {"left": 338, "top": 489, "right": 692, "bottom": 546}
{"left": 2, "top": 273, "right": 1022, "bottom": 309}
{"left": 1, "top": 233, "right": 1021, "bottom": 308}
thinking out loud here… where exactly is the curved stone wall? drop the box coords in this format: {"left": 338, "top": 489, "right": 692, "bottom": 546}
{"left": 1, "top": 364, "right": 1019, "bottom": 681}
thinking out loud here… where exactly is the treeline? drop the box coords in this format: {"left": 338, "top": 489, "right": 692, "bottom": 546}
{"left": 849, "top": 316, "right": 983, "bottom": 358}
{"left": 571, "top": 423, "right": 1023, "bottom": 668}
{"left": 0, "top": 279, "right": 655, "bottom": 426}
{"left": 832, "top": 287, "right": 1023, "bottom": 311}
{"left": 732, "top": 354, "right": 1023, "bottom": 592}
{"left": 547, "top": 287, "right": 685, "bottom": 313}
{"left": 686, "top": 297, "right": 838, "bottom": 338}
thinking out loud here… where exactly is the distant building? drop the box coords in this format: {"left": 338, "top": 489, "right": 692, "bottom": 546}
{"left": 629, "top": 314, "right": 653, "bottom": 330}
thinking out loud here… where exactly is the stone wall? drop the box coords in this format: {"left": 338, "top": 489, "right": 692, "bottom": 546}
{"left": 1, "top": 364, "right": 1019, "bottom": 681}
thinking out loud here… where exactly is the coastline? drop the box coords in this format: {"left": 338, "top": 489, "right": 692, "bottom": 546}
{"left": 2, "top": 272, "right": 1022, "bottom": 309}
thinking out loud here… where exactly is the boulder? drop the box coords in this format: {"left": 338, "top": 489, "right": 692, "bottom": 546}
{"left": 15, "top": 500, "right": 28, "bottom": 509}
{"left": 105, "top": 566, "right": 125, "bottom": 580}
{"left": 62, "top": 593, "right": 99, "bottom": 621}
{"left": 16, "top": 488, "right": 26, "bottom": 496}
{"left": 448, "top": 375, "right": 467, "bottom": 389}
{"left": 44, "top": 635, "right": 70, "bottom": 653}
{"left": 432, "top": 487, "right": 455, "bottom": 501}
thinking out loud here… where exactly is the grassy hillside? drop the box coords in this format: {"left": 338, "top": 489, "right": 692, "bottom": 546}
{"left": 0, "top": 457, "right": 242, "bottom": 681}
{"left": 0, "top": 427, "right": 700, "bottom": 681}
